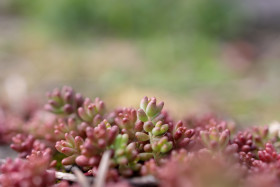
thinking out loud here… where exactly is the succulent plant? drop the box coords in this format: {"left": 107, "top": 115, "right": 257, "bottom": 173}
{"left": 45, "top": 86, "right": 83, "bottom": 116}
{"left": 77, "top": 97, "right": 105, "bottom": 125}
{"left": 55, "top": 132, "right": 84, "bottom": 165}
{"left": 169, "top": 120, "right": 195, "bottom": 149}
{"left": 233, "top": 131, "right": 257, "bottom": 153}
{"left": 75, "top": 120, "right": 119, "bottom": 167}
{"left": 111, "top": 134, "right": 141, "bottom": 176}
{"left": 252, "top": 126, "right": 269, "bottom": 148}
{"left": 0, "top": 158, "right": 55, "bottom": 187}
{"left": 136, "top": 97, "right": 173, "bottom": 160}
{"left": 137, "top": 97, "right": 164, "bottom": 123}
{"left": 200, "top": 126, "right": 230, "bottom": 152}
{"left": 257, "top": 143, "right": 280, "bottom": 163}
{"left": 10, "top": 133, "right": 35, "bottom": 158}
{"left": 140, "top": 159, "right": 157, "bottom": 176}
{"left": 3, "top": 86, "right": 280, "bottom": 187}
{"left": 157, "top": 149, "right": 244, "bottom": 187}
{"left": 10, "top": 133, "right": 51, "bottom": 159}
{"left": 54, "top": 118, "right": 79, "bottom": 139}
{"left": 114, "top": 108, "right": 143, "bottom": 141}
{"left": 239, "top": 151, "right": 255, "bottom": 168}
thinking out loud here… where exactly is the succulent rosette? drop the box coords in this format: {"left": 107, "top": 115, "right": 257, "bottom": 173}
{"left": 55, "top": 132, "right": 84, "bottom": 165}
{"left": 136, "top": 97, "right": 173, "bottom": 160}
{"left": 75, "top": 120, "right": 119, "bottom": 167}
{"left": 77, "top": 97, "right": 105, "bottom": 125}
{"left": 45, "top": 86, "right": 84, "bottom": 116}
{"left": 111, "top": 134, "right": 141, "bottom": 176}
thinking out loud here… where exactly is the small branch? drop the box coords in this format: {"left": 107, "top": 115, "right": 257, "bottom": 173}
{"left": 94, "top": 151, "right": 111, "bottom": 187}
{"left": 55, "top": 171, "right": 78, "bottom": 182}
{"left": 129, "top": 175, "right": 158, "bottom": 187}
{"left": 0, "top": 158, "right": 158, "bottom": 186}
{"left": 72, "top": 167, "right": 91, "bottom": 187}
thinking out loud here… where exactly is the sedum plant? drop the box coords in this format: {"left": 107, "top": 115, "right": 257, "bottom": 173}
{"left": 75, "top": 120, "right": 119, "bottom": 167}
{"left": 111, "top": 134, "right": 141, "bottom": 176}
{"left": 114, "top": 108, "right": 142, "bottom": 141}
{"left": 77, "top": 97, "right": 105, "bottom": 125}
{"left": 55, "top": 132, "right": 84, "bottom": 165}
{"left": 0, "top": 157, "right": 55, "bottom": 187}
{"left": 45, "top": 86, "right": 84, "bottom": 116}
{"left": 137, "top": 97, "right": 173, "bottom": 160}
{"left": 3, "top": 86, "right": 280, "bottom": 187}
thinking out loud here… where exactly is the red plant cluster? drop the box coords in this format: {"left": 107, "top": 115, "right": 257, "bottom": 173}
{"left": 1, "top": 86, "right": 280, "bottom": 187}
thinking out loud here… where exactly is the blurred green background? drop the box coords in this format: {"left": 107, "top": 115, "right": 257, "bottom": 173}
{"left": 0, "top": 0, "right": 280, "bottom": 125}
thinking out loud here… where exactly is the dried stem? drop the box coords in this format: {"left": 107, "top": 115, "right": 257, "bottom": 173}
{"left": 72, "top": 167, "right": 91, "bottom": 187}
{"left": 94, "top": 151, "right": 111, "bottom": 187}
{"left": 0, "top": 158, "right": 158, "bottom": 186}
